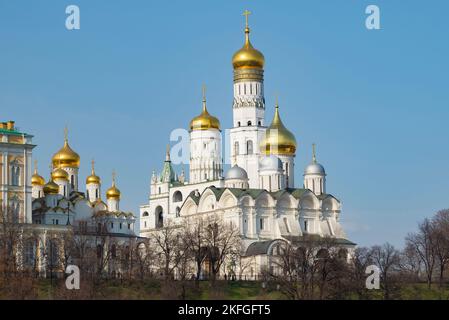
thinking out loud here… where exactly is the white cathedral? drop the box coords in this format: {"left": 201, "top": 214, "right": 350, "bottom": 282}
{"left": 139, "top": 13, "right": 355, "bottom": 274}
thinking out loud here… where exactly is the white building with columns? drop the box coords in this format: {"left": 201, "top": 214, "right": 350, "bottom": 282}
{"left": 139, "top": 13, "right": 355, "bottom": 277}
{"left": 0, "top": 121, "right": 35, "bottom": 224}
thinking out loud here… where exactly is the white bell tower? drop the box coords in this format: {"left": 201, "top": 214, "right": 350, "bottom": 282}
{"left": 229, "top": 10, "right": 266, "bottom": 188}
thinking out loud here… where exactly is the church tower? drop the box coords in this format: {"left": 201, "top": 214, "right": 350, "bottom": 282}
{"left": 51, "top": 127, "right": 80, "bottom": 192}
{"left": 189, "top": 86, "right": 222, "bottom": 183}
{"left": 86, "top": 159, "right": 101, "bottom": 203}
{"left": 260, "top": 102, "right": 297, "bottom": 188}
{"left": 304, "top": 144, "right": 326, "bottom": 195}
{"left": 229, "top": 11, "right": 267, "bottom": 188}
{"left": 106, "top": 171, "right": 120, "bottom": 212}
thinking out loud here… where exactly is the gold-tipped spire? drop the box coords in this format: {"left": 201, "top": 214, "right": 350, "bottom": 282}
{"left": 52, "top": 126, "right": 80, "bottom": 168}
{"left": 260, "top": 100, "right": 297, "bottom": 156}
{"left": 86, "top": 158, "right": 101, "bottom": 185}
{"left": 189, "top": 85, "right": 221, "bottom": 131}
{"left": 232, "top": 10, "right": 264, "bottom": 70}
{"left": 106, "top": 170, "right": 120, "bottom": 200}
{"left": 31, "top": 159, "right": 45, "bottom": 186}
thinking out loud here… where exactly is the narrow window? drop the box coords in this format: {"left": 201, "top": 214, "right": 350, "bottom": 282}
{"left": 247, "top": 140, "right": 253, "bottom": 155}
{"left": 234, "top": 141, "right": 239, "bottom": 156}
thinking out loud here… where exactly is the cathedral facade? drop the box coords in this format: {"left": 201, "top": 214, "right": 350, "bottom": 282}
{"left": 31, "top": 131, "right": 136, "bottom": 236}
{"left": 139, "top": 13, "right": 355, "bottom": 276}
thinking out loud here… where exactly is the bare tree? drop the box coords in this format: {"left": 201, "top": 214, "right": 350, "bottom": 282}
{"left": 431, "top": 210, "right": 449, "bottom": 287}
{"left": 202, "top": 214, "right": 241, "bottom": 285}
{"left": 405, "top": 218, "right": 436, "bottom": 289}
{"left": 370, "top": 243, "right": 401, "bottom": 300}
{"left": 184, "top": 217, "right": 207, "bottom": 286}
{"left": 151, "top": 220, "right": 185, "bottom": 282}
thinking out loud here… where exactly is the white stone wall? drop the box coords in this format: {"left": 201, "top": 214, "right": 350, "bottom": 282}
{"left": 189, "top": 129, "right": 222, "bottom": 184}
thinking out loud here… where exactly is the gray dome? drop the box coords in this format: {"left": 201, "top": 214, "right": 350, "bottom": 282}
{"left": 304, "top": 162, "right": 325, "bottom": 175}
{"left": 259, "top": 155, "right": 283, "bottom": 172}
{"left": 225, "top": 165, "right": 248, "bottom": 180}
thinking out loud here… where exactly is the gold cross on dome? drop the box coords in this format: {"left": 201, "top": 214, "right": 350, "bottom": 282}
{"left": 64, "top": 125, "right": 68, "bottom": 142}
{"left": 243, "top": 10, "right": 251, "bottom": 27}
{"left": 91, "top": 159, "right": 95, "bottom": 172}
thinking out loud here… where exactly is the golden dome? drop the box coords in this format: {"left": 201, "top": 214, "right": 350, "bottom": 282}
{"left": 52, "top": 167, "right": 69, "bottom": 181}
{"left": 260, "top": 104, "right": 297, "bottom": 156}
{"left": 189, "top": 88, "right": 221, "bottom": 131}
{"left": 106, "top": 172, "right": 121, "bottom": 200}
{"left": 52, "top": 129, "right": 80, "bottom": 168}
{"left": 232, "top": 12, "right": 264, "bottom": 70}
{"left": 106, "top": 185, "right": 120, "bottom": 200}
{"left": 43, "top": 179, "right": 59, "bottom": 195}
{"left": 31, "top": 162, "right": 45, "bottom": 186}
{"left": 86, "top": 159, "right": 101, "bottom": 185}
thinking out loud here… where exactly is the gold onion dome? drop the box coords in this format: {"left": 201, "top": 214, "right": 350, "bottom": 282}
{"left": 52, "top": 167, "right": 69, "bottom": 181}
{"left": 260, "top": 103, "right": 297, "bottom": 156}
{"left": 52, "top": 128, "right": 80, "bottom": 168}
{"left": 106, "top": 172, "right": 121, "bottom": 200}
{"left": 31, "top": 161, "right": 45, "bottom": 186}
{"left": 232, "top": 11, "right": 265, "bottom": 70}
{"left": 189, "top": 87, "right": 220, "bottom": 131}
{"left": 86, "top": 160, "right": 101, "bottom": 185}
{"left": 43, "top": 179, "right": 59, "bottom": 195}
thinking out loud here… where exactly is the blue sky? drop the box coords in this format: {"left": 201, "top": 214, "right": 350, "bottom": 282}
{"left": 1, "top": 0, "right": 448, "bottom": 247}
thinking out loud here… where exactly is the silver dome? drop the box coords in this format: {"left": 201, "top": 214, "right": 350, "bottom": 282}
{"left": 225, "top": 165, "right": 248, "bottom": 180}
{"left": 304, "top": 162, "right": 325, "bottom": 175}
{"left": 259, "top": 155, "right": 283, "bottom": 172}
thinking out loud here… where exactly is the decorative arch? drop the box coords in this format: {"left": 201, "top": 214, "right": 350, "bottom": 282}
{"left": 299, "top": 191, "right": 319, "bottom": 210}
{"left": 239, "top": 195, "right": 255, "bottom": 207}
{"left": 255, "top": 191, "right": 275, "bottom": 208}
{"left": 276, "top": 192, "right": 297, "bottom": 210}
{"left": 198, "top": 188, "right": 219, "bottom": 213}
{"left": 322, "top": 195, "right": 340, "bottom": 211}
{"left": 173, "top": 191, "right": 183, "bottom": 203}
{"left": 218, "top": 189, "right": 238, "bottom": 209}
{"left": 179, "top": 197, "right": 198, "bottom": 216}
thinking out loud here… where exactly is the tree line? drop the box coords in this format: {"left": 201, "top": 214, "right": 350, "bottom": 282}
{"left": 2, "top": 207, "right": 449, "bottom": 299}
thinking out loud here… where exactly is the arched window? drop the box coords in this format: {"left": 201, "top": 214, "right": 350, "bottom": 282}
{"left": 258, "top": 120, "right": 261, "bottom": 126}
{"left": 142, "top": 211, "right": 149, "bottom": 217}
{"left": 247, "top": 121, "right": 252, "bottom": 126}
{"left": 96, "top": 189, "right": 99, "bottom": 198}
{"left": 176, "top": 207, "right": 181, "bottom": 217}
{"left": 10, "top": 161, "right": 20, "bottom": 186}
{"left": 173, "top": 191, "right": 183, "bottom": 203}
{"left": 247, "top": 140, "right": 253, "bottom": 155}
{"left": 158, "top": 187, "right": 161, "bottom": 194}
{"left": 155, "top": 206, "right": 163, "bottom": 228}
{"left": 234, "top": 142, "right": 239, "bottom": 155}
{"left": 71, "top": 175, "right": 74, "bottom": 188}
{"left": 237, "top": 121, "right": 241, "bottom": 127}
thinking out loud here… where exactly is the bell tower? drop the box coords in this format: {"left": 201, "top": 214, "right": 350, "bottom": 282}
{"left": 229, "top": 10, "right": 267, "bottom": 188}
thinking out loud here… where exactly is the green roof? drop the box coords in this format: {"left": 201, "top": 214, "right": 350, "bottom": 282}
{"left": 0, "top": 128, "right": 26, "bottom": 136}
